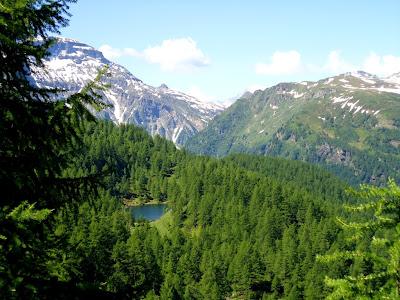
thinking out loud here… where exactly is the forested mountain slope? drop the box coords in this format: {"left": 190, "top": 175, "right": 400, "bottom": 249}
{"left": 186, "top": 71, "right": 400, "bottom": 185}
{"left": 49, "top": 120, "right": 351, "bottom": 299}
{"left": 4, "top": 2, "right": 400, "bottom": 299}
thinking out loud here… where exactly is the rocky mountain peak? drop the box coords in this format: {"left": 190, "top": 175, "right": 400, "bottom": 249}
{"left": 158, "top": 83, "right": 169, "bottom": 90}
{"left": 30, "top": 37, "right": 224, "bottom": 146}
{"left": 347, "top": 70, "right": 377, "bottom": 79}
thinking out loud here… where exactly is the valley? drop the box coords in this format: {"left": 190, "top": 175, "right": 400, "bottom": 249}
{"left": 2, "top": 1, "right": 400, "bottom": 299}
{"left": 29, "top": 37, "right": 400, "bottom": 186}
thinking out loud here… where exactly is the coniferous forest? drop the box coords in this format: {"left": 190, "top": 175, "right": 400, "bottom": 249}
{"left": 1, "top": 1, "right": 399, "bottom": 299}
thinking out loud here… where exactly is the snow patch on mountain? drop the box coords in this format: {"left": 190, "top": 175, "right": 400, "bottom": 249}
{"left": 384, "top": 72, "right": 400, "bottom": 85}
{"left": 30, "top": 37, "right": 224, "bottom": 146}
{"left": 332, "top": 96, "right": 353, "bottom": 103}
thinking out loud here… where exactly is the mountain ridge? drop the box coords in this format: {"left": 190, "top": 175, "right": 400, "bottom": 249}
{"left": 30, "top": 37, "right": 224, "bottom": 146}
{"left": 186, "top": 71, "right": 400, "bottom": 185}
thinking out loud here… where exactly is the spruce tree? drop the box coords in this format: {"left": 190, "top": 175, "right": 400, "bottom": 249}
{"left": 318, "top": 179, "right": 400, "bottom": 299}
{"left": 0, "top": 0, "right": 107, "bottom": 297}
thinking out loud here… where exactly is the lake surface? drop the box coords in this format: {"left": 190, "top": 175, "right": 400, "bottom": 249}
{"left": 130, "top": 203, "right": 167, "bottom": 221}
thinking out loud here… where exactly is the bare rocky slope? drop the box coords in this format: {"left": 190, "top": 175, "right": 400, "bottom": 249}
{"left": 30, "top": 37, "right": 224, "bottom": 147}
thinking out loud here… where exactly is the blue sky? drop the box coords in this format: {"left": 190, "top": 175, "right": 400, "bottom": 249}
{"left": 60, "top": 0, "right": 400, "bottom": 104}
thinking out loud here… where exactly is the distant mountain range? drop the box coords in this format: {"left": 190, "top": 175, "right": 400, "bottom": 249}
{"left": 186, "top": 71, "right": 400, "bottom": 185}
{"left": 29, "top": 38, "right": 400, "bottom": 184}
{"left": 30, "top": 37, "right": 224, "bottom": 147}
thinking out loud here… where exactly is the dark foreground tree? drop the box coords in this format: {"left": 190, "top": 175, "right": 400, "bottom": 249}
{"left": 0, "top": 0, "right": 108, "bottom": 297}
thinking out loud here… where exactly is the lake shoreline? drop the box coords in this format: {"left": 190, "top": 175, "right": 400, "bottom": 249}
{"left": 129, "top": 203, "right": 168, "bottom": 221}
{"left": 123, "top": 199, "right": 168, "bottom": 207}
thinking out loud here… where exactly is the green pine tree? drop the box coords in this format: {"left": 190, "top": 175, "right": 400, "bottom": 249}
{"left": 318, "top": 179, "right": 400, "bottom": 299}
{"left": 0, "top": 0, "right": 108, "bottom": 297}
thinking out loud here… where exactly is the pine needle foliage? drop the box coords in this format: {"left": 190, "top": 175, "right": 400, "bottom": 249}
{"left": 318, "top": 179, "right": 400, "bottom": 299}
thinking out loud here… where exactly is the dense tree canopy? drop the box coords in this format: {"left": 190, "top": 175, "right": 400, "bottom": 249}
{"left": 1, "top": 1, "right": 399, "bottom": 299}
{"left": 47, "top": 120, "right": 351, "bottom": 299}
{"left": 319, "top": 180, "right": 400, "bottom": 299}
{"left": 0, "top": 0, "right": 108, "bottom": 297}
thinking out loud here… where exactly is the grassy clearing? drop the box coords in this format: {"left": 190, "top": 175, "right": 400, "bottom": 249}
{"left": 152, "top": 210, "right": 173, "bottom": 237}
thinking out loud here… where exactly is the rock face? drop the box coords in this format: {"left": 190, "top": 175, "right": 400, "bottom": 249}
{"left": 186, "top": 71, "right": 400, "bottom": 185}
{"left": 30, "top": 37, "right": 224, "bottom": 146}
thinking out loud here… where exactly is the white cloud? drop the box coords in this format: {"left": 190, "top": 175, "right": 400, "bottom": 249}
{"left": 255, "top": 51, "right": 302, "bottom": 75}
{"left": 323, "top": 50, "right": 356, "bottom": 73}
{"left": 186, "top": 86, "right": 216, "bottom": 103}
{"left": 143, "top": 38, "right": 210, "bottom": 72}
{"left": 98, "top": 44, "right": 141, "bottom": 60}
{"left": 362, "top": 53, "right": 400, "bottom": 76}
{"left": 99, "top": 38, "right": 210, "bottom": 72}
{"left": 219, "top": 98, "right": 235, "bottom": 107}
{"left": 123, "top": 48, "right": 141, "bottom": 57}
{"left": 321, "top": 51, "right": 400, "bottom": 76}
{"left": 185, "top": 86, "right": 236, "bottom": 107}
{"left": 254, "top": 50, "right": 400, "bottom": 78}
{"left": 98, "top": 45, "right": 120, "bottom": 60}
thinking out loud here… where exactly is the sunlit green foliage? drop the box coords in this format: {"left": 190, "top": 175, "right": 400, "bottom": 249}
{"left": 319, "top": 180, "right": 400, "bottom": 299}
{"left": 2, "top": 1, "right": 399, "bottom": 299}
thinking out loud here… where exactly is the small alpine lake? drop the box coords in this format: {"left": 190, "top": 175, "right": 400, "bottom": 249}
{"left": 129, "top": 203, "right": 168, "bottom": 221}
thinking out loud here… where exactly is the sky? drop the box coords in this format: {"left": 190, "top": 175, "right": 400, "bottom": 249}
{"left": 60, "top": 0, "right": 400, "bottom": 105}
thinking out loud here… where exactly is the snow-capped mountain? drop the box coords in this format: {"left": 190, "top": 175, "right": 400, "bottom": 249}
{"left": 384, "top": 72, "right": 400, "bottom": 86}
{"left": 186, "top": 70, "right": 400, "bottom": 185}
{"left": 322, "top": 70, "right": 400, "bottom": 96}
{"left": 30, "top": 37, "right": 224, "bottom": 146}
